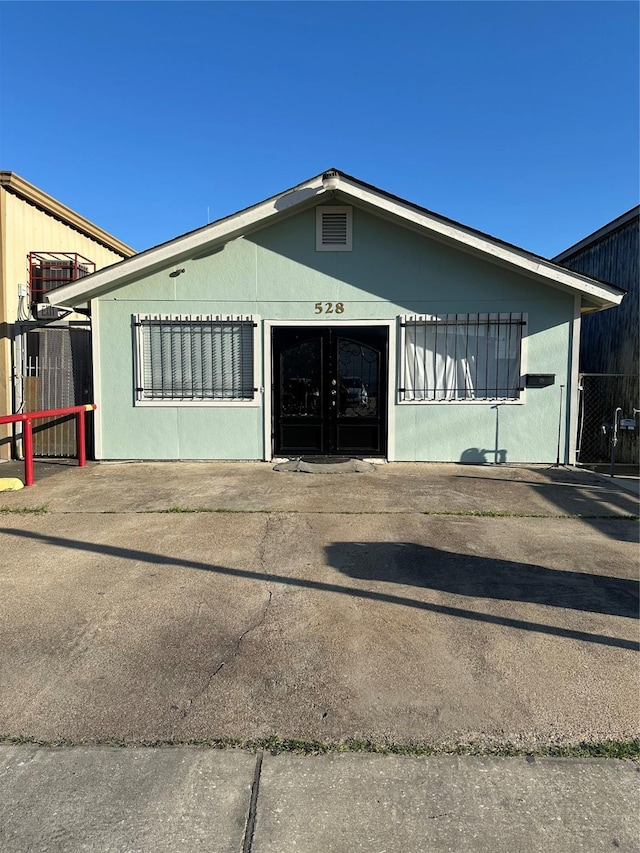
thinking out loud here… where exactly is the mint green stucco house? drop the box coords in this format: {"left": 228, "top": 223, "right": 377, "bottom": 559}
{"left": 49, "top": 169, "right": 624, "bottom": 464}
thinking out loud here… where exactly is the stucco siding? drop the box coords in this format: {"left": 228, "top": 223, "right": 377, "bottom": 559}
{"left": 95, "top": 206, "right": 574, "bottom": 463}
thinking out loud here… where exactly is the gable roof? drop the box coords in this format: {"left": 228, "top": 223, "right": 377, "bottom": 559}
{"left": 0, "top": 171, "right": 136, "bottom": 258}
{"left": 47, "top": 168, "right": 625, "bottom": 311}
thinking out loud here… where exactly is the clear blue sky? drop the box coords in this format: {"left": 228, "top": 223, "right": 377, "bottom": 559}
{"left": 0, "top": 1, "right": 638, "bottom": 257}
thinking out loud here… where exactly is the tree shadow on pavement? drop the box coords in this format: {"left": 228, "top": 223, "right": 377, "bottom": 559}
{"left": 0, "top": 528, "right": 637, "bottom": 653}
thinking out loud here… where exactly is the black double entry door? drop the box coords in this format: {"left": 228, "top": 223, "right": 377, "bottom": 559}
{"left": 272, "top": 326, "right": 388, "bottom": 458}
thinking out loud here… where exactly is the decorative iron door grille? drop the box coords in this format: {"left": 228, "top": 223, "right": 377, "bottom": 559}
{"left": 272, "top": 326, "right": 388, "bottom": 457}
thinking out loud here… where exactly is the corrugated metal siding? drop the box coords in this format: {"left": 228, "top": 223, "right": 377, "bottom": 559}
{"left": 558, "top": 216, "right": 639, "bottom": 375}
{"left": 3, "top": 191, "right": 127, "bottom": 323}
{"left": 1, "top": 187, "right": 129, "bottom": 459}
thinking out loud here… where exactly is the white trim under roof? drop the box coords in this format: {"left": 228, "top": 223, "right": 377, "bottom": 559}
{"left": 46, "top": 169, "right": 625, "bottom": 311}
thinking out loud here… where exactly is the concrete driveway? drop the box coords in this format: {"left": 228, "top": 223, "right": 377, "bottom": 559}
{"left": 0, "top": 461, "right": 637, "bottom": 747}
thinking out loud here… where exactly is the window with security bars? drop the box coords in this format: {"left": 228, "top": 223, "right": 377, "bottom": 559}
{"left": 29, "top": 253, "right": 95, "bottom": 301}
{"left": 29, "top": 252, "right": 95, "bottom": 318}
{"left": 401, "top": 313, "right": 525, "bottom": 401}
{"left": 135, "top": 315, "right": 257, "bottom": 402}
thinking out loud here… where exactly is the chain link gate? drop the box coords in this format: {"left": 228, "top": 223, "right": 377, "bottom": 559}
{"left": 577, "top": 374, "right": 639, "bottom": 465}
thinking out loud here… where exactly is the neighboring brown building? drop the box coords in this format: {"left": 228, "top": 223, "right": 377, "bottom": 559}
{"left": 0, "top": 172, "right": 135, "bottom": 459}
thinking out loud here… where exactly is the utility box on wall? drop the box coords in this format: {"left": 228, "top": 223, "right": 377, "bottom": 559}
{"left": 525, "top": 374, "right": 555, "bottom": 388}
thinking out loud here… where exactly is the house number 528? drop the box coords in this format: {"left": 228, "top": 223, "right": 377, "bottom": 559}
{"left": 314, "top": 302, "right": 344, "bottom": 314}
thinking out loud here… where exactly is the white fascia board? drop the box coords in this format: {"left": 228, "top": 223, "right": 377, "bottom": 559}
{"left": 333, "top": 177, "right": 624, "bottom": 308}
{"left": 47, "top": 169, "right": 624, "bottom": 310}
{"left": 47, "top": 176, "right": 327, "bottom": 308}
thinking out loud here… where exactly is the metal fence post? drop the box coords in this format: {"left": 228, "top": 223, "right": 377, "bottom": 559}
{"left": 23, "top": 419, "right": 34, "bottom": 487}
{"left": 76, "top": 409, "right": 86, "bottom": 468}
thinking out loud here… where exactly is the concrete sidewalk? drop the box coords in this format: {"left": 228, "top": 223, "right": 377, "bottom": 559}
{"left": 1, "top": 746, "right": 638, "bottom": 853}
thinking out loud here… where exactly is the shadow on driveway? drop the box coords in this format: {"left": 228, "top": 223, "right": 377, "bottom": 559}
{"left": 327, "top": 541, "right": 639, "bottom": 619}
{"left": 1, "top": 527, "right": 637, "bottom": 653}
{"left": 456, "top": 467, "right": 639, "bottom": 541}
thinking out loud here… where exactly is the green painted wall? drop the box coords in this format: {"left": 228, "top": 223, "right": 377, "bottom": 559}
{"left": 95, "top": 205, "right": 575, "bottom": 462}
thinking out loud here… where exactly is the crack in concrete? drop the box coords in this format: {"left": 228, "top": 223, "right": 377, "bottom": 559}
{"left": 171, "top": 590, "right": 273, "bottom": 737}
{"left": 235, "top": 590, "right": 274, "bottom": 655}
{"left": 257, "top": 513, "right": 274, "bottom": 573}
{"left": 172, "top": 585, "right": 274, "bottom": 732}
{"left": 174, "top": 661, "right": 226, "bottom": 725}
{"left": 169, "top": 515, "right": 279, "bottom": 738}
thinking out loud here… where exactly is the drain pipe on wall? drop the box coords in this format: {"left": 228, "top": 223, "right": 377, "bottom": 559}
{"left": 12, "top": 327, "right": 25, "bottom": 460}
{"left": 555, "top": 384, "right": 565, "bottom": 467}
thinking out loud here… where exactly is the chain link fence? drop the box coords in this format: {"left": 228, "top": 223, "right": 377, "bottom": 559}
{"left": 577, "top": 374, "right": 639, "bottom": 465}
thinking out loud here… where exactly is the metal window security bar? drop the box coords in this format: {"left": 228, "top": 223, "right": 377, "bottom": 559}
{"left": 135, "top": 315, "right": 256, "bottom": 401}
{"left": 29, "top": 252, "right": 95, "bottom": 300}
{"left": 401, "top": 313, "right": 525, "bottom": 401}
{"left": 29, "top": 252, "right": 95, "bottom": 320}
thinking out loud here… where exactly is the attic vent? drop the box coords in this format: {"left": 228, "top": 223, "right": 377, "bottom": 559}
{"left": 316, "top": 206, "right": 352, "bottom": 252}
{"left": 322, "top": 212, "right": 347, "bottom": 244}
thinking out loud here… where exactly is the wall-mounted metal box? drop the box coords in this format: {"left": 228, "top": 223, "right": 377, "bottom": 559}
{"left": 525, "top": 374, "right": 555, "bottom": 388}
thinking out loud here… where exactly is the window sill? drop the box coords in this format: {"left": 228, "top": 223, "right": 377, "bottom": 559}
{"left": 397, "top": 398, "right": 525, "bottom": 406}
{"left": 135, "top": 399, "right": 261, "bottom": 408}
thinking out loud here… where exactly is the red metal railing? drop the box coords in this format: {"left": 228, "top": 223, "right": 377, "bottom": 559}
{"left": 0, "top": 404, "right": 96, "bottom": 486}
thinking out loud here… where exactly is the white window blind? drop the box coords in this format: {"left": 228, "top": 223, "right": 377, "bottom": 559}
{"left": 135, "top": 315, "right": 256, "bottom": 401}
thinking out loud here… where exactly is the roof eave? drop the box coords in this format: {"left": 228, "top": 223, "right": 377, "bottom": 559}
{"left": 48, "top": 175, "right": 327, "bottom": 307}
{"left": 46, "top": 169, "right": 625, "bottom": 311}
{"left": 0, "top": 171, "right": 136, "bottom": 257}
{"left": 553, "top": 205, "right": 640, "bottom": 262}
